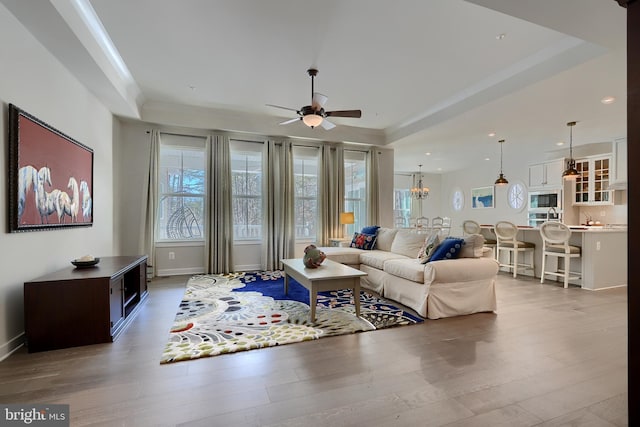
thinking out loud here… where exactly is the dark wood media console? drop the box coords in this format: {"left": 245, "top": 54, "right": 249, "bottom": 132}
{"left": 24, "top": 255, "right": 148, "bottom": 352}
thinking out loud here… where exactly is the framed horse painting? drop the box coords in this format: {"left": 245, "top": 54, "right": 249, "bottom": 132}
{"left": 8, "top": 104, "right": 94, "bottom": 232}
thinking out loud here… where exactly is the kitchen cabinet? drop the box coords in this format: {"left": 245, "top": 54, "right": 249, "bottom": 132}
{"left": 610, "top": 138, "right": 627, "bottom": 189}
{"left": 572, "top": 155, "right": 613, "bottom": 205}
{"left": 528, "top": 159, "right": 564, "bottom": 189}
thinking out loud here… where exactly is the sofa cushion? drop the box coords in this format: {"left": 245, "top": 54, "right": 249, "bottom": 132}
{"left": 458, "top": 234, "right": 486, "bottom": 258}
{"left": 375, "top": 228, "right": 398, "bottom": 251}
{"left": 390, "top": 230, "right": 426, "bottom": 258}
{"left": 361, "top": 225, "right": 380, "bottom": 235}
{"left": 429, "top": 238, "right": 464, "bottom": 261}
{"left": 383, "top": 258, "right": 425, "bottom": 283}
{"left": 320, "top": 247, "right": 363, "bottom": 266}
{"left": 359, "top": 250, "right": 407, "bottom": 270}
{"left": 350, "top": 232, "right": 377, "bottom": 250}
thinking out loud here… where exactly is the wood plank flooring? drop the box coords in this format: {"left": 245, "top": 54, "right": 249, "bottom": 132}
{"left": 0, "top": 273, "right": 628, "bottom": 426}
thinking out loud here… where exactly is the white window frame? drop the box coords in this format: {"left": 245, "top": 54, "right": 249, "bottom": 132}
{"left": 156, "top": 134, "right": 207, "bottom": 243}
{"left": 230, "top": 140, "right": 263, "bottom": 242}
{"left": 344, "top": 150, "right": 367, "bottom": 234}
{"left": 293, "top": 145, "right": 320, "bottom": 241}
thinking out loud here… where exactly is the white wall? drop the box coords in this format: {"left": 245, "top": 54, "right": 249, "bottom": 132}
{"left": 0, "top": 4, "right": 114, "bottom": 359}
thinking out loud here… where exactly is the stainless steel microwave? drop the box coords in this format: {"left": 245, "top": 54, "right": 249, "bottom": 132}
{"left": 529, "top": 190, "right": 562, "bottom": 210}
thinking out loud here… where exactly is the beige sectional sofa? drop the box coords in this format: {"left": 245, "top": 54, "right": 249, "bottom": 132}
{"left": 320, "top": 228, "right": 499, "bottom": 319}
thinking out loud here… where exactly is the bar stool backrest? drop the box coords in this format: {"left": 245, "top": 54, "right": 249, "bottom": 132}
{"left": 462, "top": 220, "right": 481, "bottom": 235}
{"left": 494, "top": 221, "right": 518, "bottom": 242}
{"left": 540, "top": 221, "right": 572, "bottom": 245}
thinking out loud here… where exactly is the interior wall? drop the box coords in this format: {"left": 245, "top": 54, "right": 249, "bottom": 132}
{"left": 0, "top": 4, "right": 114, "bottom": 360}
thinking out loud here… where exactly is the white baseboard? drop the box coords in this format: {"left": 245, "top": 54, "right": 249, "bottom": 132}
{"left": 234, "top": 264, "right": 261, "bottom": 272}
{"left": 583, "top": 284, "right": 627, "bottom": 291}
{"left": 0, "top": 333, "right": 25, "bottom": 362}
{"left": 156, "top": 267, "right": 204, "bottom": 277}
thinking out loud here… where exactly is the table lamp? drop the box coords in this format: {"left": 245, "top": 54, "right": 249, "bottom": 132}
{"left": 340, "top": 212, "right": 355, "bottom": 238}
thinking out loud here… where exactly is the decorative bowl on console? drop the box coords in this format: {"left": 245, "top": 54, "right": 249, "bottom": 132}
{"left": 71, "top": 256, "right": 100, "bottom": 268}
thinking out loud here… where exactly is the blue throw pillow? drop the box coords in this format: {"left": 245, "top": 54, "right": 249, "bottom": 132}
{"left": 428, "top": 238, "right": 464, "bottom": 262}
{"left": 350, "top": 232, "right": 377, "bottom": 250}
{"left": 361, "top": 225, "right": 380, "bottom": 235}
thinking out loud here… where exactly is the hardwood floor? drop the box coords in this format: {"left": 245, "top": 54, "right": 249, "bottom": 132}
{"left": 0, "top": 273, "right": 628, "bottom": 426}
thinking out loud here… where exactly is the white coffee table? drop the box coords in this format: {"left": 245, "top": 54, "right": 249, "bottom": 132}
{"left": 280, "top": 258, "right": 367, "bottom": 322}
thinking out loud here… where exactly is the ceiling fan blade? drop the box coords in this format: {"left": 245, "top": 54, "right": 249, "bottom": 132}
{"left": 279, "top": 117, "right": 301, "bottom": 125}
{"left": 325, "top": 109, "right": 362, "bottom": 118}
{"left": 312, "top": 92, "right": 328, "bottom": 109}
{"left": 320, "top": 119, "right": 336, "bottom": 130}
{"left": 266, "top": 104, "right": 300, "bottom": 113}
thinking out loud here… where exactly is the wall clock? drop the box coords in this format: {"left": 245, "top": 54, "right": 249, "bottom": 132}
{"left": 452, "top": 188, "right": 464, "bottom": 211}
{"left": 507, "top": 181, "right": 527, "bottom": 211}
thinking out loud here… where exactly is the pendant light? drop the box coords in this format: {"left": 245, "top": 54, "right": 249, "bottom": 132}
{"left": 494, "top": 139, "right": 509, "bottom": 185}
{"left": 562, "top": 121, "right": 579, "bottom": 180}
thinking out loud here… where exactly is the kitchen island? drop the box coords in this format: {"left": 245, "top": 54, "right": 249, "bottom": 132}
{"left": 480, "top": 225, "right": 627, "bottom": 290}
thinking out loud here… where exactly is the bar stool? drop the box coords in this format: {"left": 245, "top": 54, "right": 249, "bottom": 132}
{"left": 415, "top": 216, "right": 429, "bottom": 233}
{"left": 440, "top": 217, "right": 452, "bottom": 236}
{"left": 494, "top": 221, "right": 535, "bottom": 278}
{"left": 463, "top": 220, "right": 496, "bottom": 255}
{"left": 540, "top": 221, "right": 581, "bottom": 288}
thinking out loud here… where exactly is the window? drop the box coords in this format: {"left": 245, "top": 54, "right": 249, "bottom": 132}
{"left": 293, "top": 146, "right": 319, "bottom": 240}
{"left": 344, "top": 150, "right": 367, "bottom": 234}
{"left": 231, "top": 141, "right": 263, "bottom": 241}
{"left": 394, "top": 189, "right": 412, "bottom": 227}
{"left": 156, "top": 135, "right": 207, "bottom": 241}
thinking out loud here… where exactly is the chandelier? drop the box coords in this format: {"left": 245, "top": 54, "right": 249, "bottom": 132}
{"left": 411, "top": 164, "right": 430, "bottom": 199}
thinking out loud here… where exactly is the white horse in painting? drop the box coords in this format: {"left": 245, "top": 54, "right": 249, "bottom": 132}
{"left": 67, "top": 177, "right": 79, "bottom": 222}
{"left": 80, "top": 180, "right": 92, "bottom": 220}
{"left": 52, "top": 189, "right": 72, "bottom": 223}
{"left": 18, "top": 165, "right": 38, "bottom": 221}
{"left": 36, "top": 167, "right": 73, "bottom": 223}
{"left": 36, "top": 167, "right": 54, "bottom": 223}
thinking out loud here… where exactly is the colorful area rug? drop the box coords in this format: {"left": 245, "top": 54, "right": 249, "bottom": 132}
{"left": 160, "top": 271, "right": 423, "bottom": 364}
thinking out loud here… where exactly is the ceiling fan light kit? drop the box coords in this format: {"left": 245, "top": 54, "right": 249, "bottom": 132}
{"left": 267, "top": 68, "right": 362, "bottom": 130}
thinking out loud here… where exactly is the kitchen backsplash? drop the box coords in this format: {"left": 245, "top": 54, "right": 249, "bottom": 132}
{"left": 578, "top": 198, "right": 627, "bottom": 225}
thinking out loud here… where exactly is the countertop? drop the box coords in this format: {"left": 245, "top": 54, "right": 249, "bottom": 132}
{"left": 480, "top": 224, "right": 627, "bottom": 233}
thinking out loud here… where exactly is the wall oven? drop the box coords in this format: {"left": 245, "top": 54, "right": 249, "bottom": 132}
{"left": 528, "top": 190, "right": 562, "bottom": 227}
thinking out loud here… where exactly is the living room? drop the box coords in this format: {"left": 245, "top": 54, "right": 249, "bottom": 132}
{"left": 0, "top": 1, "right": 633, "bottom": 425}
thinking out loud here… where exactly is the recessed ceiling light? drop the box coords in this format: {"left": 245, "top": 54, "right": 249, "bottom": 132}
{"left": 601, "top": 96, "right": 616, "bottom": 104}
{"left": 485, "top": 157, "right": 491, "bottom": 161}
{"left": 496, "top": 33, "right": 506, "bottom": 40}
{"left": 488, "top": 132, "right": 496, "bottom": 137}
{"left": 556, "top": 141, "right": 565, "bottom": 146}
{"left": 425, "top": 152, "right": 431, "bottom": 156}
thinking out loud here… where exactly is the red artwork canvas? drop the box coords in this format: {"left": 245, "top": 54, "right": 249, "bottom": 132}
{"left": 8, "top": 104, "right": 93, "bottom": 232}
